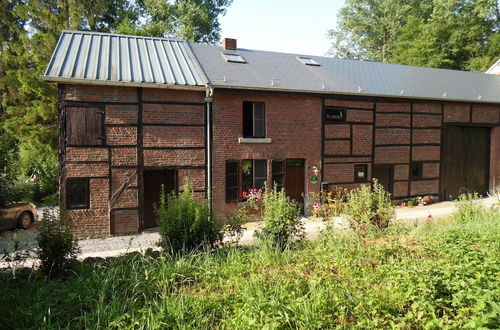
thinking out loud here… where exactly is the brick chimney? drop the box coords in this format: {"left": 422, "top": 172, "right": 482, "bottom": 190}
{"left": 223, "top": 38, "right": 237, "bottom": 50}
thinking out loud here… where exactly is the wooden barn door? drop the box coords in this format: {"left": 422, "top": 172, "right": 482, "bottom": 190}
{"left": 441, "top": 126, "right": 490, "bottom": 200}
{"left": 143, "top": 170, "right": 177, "bottom": 229}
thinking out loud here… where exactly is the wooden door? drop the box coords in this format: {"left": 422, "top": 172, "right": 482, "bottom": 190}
{"left": 143, "top": 170, "right": 176, "bottom": 229}
{"left": 441, "top": 126, "right": 490, "bottom": 200}
{"left": 372, "top": 164, "right": 393, "bottom": 195}
{"left": 284, "top": 159, "right": 305, "bottom": 205}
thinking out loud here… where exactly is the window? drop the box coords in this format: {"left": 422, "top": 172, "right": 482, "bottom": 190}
{"left": 222, "top": 53, "right": 246, "bottom": 63}
{"left": 225, "top": 159, "right": 267, "bottom": 202}
{"left": 297, "top": 56, "right": 320, "bottom": 66}
{"left": 243, "top": 102, "right": 265, "bottom": 138}
{"left": 354, "top": 164, "right": 368, "bottom": 182}
{"left": 271, "top": 160, "right": 285, "bottom": 191}
{"left": 411, "top": 162, "right": 423, "bottom": 180}
{"left": 66, "top": 106, "right": 104, "bottom": 145}
{"left": 324, "top": 108, "right": 346, "bottom": 122}
{"left": 67, "top": 178, "right": 89, "bottom": 209}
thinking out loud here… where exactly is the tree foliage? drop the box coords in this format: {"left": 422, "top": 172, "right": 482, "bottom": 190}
{"left": 0, "top": 0, "right": 231, "bottom": 204}
{"left": 329, "top": 0, "right": 500, "bottom": 71}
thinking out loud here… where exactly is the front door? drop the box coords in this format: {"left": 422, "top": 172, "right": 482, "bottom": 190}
{"left": 372, "top": 164, "right": 394, "bottom": 195}
{"left": 284, "top": 159, "right": 305, "bottom": 206}
{"left": 143, "top": 170, "right": 176, "bottom": 229}
{"left": 441, "top": 126, "right": 490, "bottom": 200}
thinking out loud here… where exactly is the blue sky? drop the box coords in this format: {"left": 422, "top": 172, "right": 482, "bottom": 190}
{"left": 219, "top": 0, "right": 345, "bottom": 56}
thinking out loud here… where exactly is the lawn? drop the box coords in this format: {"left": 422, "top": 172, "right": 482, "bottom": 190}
{"left": 1, "top": 206, "right": 499, "bottom": 329}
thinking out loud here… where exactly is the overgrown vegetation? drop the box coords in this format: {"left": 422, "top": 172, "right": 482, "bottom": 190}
{"left": 35, "top": 210, "right": 79, "bottom": 277}
{"left": 345, "top": 179, "right": 395, "bottom": 231}
{"left": 256, "top": 186, "right": 303, "bottom": 249}
{"left": 2, "top": 202, "right": 499, "bottom": 328}
{"left": 157, "top": 184, "right": 223, "bottom": 253}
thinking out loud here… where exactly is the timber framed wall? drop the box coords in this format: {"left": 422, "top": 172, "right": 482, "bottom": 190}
{"left": 321, "top": 96, "right": 500, "bottom": 199}
{"left": 59, "top": 84, "right": 206, "bottom": 237}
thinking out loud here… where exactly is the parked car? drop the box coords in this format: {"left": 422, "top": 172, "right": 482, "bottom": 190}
{"left": 0, "top": 203, "right": 36, "bottom": 231}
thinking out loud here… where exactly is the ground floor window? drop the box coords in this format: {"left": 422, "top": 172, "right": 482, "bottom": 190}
{"left": 225, "top": 159, "right": 267, "bottom": 202}
{"left": 66, "top": 178, "right": 90, "bottom": 209}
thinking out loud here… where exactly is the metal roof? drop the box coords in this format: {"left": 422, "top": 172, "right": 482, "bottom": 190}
{"left": 190, "top": 43, "right": 500, "bottom": 104}
{"left": 43, "top": 31, "right": 500, "bottom": 103}
{"left": 43, "top": 30, "right": 207, "bottom": 87}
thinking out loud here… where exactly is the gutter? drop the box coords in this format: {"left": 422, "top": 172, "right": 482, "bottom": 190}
{"left": 209, "top": 84, "right": 500, "bottom": 105}
{"left": 40, "top": 76, "right": 207, "bottom": 92}
{"left": 205, "top": 85, "right": 214, "bottom": 210}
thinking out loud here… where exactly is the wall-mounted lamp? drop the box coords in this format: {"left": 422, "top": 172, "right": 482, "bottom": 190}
{"left": 311, "top": 165, "right": 319, "bottom": 176}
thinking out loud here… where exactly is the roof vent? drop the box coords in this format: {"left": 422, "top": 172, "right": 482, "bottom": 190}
{"left": 223, "top": 38, "right": 237, "bottom": 50}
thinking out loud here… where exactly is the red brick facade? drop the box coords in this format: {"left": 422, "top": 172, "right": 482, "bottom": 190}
{"left": 59, "top": 84, "right": 500, "bottom": 237}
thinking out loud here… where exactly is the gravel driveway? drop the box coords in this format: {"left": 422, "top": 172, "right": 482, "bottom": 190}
{"left": 1, "top": 198, "right": 497, "bottom": 266}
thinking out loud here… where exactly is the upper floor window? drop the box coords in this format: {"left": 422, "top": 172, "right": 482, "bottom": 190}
{"left": 243, "top": 102, "right": 265, "bottom": 138}
{"left": 66, "top": 106, "right": 104, "bottom": 145}
{"left": 324, "top": 107, "right": 346, "bottom": 122}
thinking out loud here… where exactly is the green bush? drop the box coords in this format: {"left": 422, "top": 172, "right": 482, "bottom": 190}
{"left": 345, "top": 179, "right": 395, "bottom": 232}
{"left": 157, "top": 184, "right": 223, "bottom": 253}
{"left": 36, "top": 210, "right": 79, "bottom": 277}
{"left": 257, "top": 186, "right": 303, "bottom": 249}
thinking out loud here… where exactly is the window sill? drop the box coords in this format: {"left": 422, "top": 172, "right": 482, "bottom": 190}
{"left": 238, "top": 137, "right": 272, "bottom": 144}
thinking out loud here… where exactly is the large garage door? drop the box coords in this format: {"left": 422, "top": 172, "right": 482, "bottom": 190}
{"left": 440, "top": 126, "right": 490, "bottom": 200}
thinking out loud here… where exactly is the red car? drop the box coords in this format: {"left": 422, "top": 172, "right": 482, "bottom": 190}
{"left": 0, "top": 203, "right": 36, "bottom": 231}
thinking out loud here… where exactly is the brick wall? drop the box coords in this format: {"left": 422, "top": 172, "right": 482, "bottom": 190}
{"left": 213, "top": 91, "right": 322, "bottom": 218}
{"left": 61, "top": 83, "right": 500, "bottom": 236}
{"left": 62, "top": 85, "right": 206, "bottom": 237}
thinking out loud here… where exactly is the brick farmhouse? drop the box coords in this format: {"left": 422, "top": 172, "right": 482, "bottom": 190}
{"left": 42, "top": 31, "right": 500, "bottom": 237}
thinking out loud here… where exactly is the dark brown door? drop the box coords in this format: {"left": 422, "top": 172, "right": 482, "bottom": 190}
{"left": 441, "top": 126, "right": 490, "bottom": 200}
{"left": 284, "top": 159, "right": 305, "bottom": 206}
{"left": 372, "top": 164, "right": 394, "bottom": 195}
{"left": 143, "top": 170, "right": 176, "bottom": 229}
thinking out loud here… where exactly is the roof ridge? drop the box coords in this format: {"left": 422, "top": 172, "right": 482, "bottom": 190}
{"left": 61, "top": 30, "right": 187, "bottom": 43}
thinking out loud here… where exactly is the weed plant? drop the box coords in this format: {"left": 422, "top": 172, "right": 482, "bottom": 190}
{"left": 2, "top": 201, "right": 499, "bottom": 329}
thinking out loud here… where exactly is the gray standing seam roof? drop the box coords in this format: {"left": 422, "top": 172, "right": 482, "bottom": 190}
{"left": 43, "top": 30, "right": 208, "bottom": 87}
{"left": 190, "top": 43, "right": 500, "bottom": 104}
{"left": 43, "top": 30, "right": 500, "bottom": 104}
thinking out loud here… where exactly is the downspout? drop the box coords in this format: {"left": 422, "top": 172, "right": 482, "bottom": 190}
{"left": 205, "top": 85, "right": 214, "bottom": 211}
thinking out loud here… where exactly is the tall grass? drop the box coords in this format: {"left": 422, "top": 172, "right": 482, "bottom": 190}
{"left": 2, "top": 206, "right": 499, "bottom": 329}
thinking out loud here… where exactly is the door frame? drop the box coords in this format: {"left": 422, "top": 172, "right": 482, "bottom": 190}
{"left": 439, "top": 124, "right": 492, "bottom": 200}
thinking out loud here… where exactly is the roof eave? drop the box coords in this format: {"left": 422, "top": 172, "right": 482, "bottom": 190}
{"left": 41, "top": 76, "right": 207, "bottom": 91}
{"left": 211, "top": 84, "right": 500, "bottom": 104}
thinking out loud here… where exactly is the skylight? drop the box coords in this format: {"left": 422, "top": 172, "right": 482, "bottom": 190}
{"left": 297, "top": 56, "right": 320, "bottom": 66}
{"left": 222, "top": 53, "right": 246, "bottom": 63}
